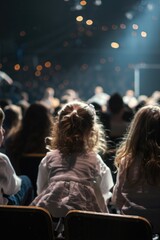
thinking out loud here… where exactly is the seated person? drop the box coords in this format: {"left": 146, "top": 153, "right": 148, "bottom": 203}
{"left": 0, "top": 107, "right": 34, "bottom": 205}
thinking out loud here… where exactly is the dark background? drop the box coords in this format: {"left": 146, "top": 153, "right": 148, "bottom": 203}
{"left": 0, "top": 0, "right": 160, "bottom": 102}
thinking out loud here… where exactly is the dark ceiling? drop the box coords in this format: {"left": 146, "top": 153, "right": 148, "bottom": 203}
{"left": 0, "top": 0, "right": 142, "bottom": 57}
{"left": 0, "top": 0, "right": 140, "bottom": 36}
{"left": 0, "top": 0, "right": 160, "bottom": 102}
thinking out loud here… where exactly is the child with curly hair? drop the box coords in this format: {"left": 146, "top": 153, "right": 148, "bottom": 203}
{"left": 31, "top": 100, "right": 113, "bottom": 218}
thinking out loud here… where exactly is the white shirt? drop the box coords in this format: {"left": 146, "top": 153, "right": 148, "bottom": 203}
{"left": 0, "top": 153, "right": 21, "bottom": 204}
{"left": 87, "top": 93, "right": 110, "bottom": 106}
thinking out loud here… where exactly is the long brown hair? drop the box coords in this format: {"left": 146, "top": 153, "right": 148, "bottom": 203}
{"left": 115, "top": 104, "right": 160, "bottom": 185}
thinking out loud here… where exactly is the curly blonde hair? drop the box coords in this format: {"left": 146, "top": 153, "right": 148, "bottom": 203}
{"left": 46, "top": 101, "right": 107, "bottom": 159}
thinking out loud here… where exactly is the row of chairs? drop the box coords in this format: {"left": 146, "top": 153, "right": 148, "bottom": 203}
{"left": 0, "top": 205, "right": 153, "bottom": 240}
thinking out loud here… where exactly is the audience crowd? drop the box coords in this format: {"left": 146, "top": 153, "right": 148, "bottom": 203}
{"left": 0, "top": 86, "right": 160, "bottom": 238}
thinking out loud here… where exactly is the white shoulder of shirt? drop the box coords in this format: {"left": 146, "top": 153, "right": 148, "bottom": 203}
{"left": 0, "top": 152, "right": 11, "bottom": 165}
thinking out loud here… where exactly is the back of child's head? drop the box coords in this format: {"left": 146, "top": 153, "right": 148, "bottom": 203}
{"left": 58, "top": 100, "right": 95, "bottom": 135}
{"left": 117, "top": 104, "right": 160, "bottom": 185}
{"left": 128, "top": 104, "right": 160, "bottom": 151}
{"left": 48, "top": 100, "right": 107, "bottom": 156}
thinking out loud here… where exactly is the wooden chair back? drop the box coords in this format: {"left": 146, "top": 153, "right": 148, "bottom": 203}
{"left": 0, "top": 205, "right": 55, "bottom": 240}
{"left": 65, "top": 210, "right": 153, "bottom": 240}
